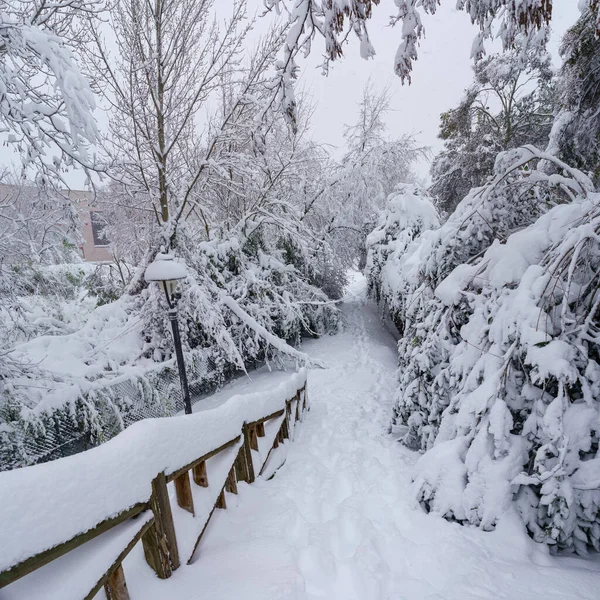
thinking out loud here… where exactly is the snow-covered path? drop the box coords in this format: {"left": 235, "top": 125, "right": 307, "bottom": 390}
{"left": 124, "top": 276, "right": 600, "bottom": 600}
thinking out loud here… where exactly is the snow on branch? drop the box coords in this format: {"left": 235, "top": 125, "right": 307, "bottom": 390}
{"left": 263, "top": 0, "right": 378, "bottom": 130}
{"left": 223, "top": 295, "right": 325, "bottom": 369}
{"left": 0, "top": 0, "right": 102, "bottom": 183}
{"left": 262, "top": 0, "right": 571, "bottom": 122}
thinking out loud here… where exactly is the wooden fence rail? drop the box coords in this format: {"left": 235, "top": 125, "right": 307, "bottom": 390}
{"left": 0, "top": 376, "right": 308, "bottom": 600}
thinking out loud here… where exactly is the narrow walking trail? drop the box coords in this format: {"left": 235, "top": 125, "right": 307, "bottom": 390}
{"left": 123, "top": 275, "right": 600, "bottom": 600}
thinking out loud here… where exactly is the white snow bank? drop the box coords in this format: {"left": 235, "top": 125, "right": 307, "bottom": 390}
{"left": 0, "top": 369, "right": 306, "bottom": 573}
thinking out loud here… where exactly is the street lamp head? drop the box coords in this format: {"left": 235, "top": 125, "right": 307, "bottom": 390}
{"left": 145, "top": 252, "right": 188, "bottom": 306}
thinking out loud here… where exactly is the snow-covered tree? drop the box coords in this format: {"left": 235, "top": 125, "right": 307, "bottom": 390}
{"left": 0, "top": 176, "right": 85, "bottom": 357}
{"left": 0, "top": 0, "right": 100, "bottom": 184}
{"left": 393, "top": 147, "right": 571, "bottom": 448}
{"left": 342, "top": 83, "right": 422, "bottom": 204}
{"left": 431, "top": 40, "right": 554, "bottom": 215}
{"left": 323, "top": 83, "right": 425, "bottom": 269}
{"left": 85, "top": 0, "right": 285, "bottom": 245}
{"left": 410, "top": 150, "right": 600, "bottom": 554}
{"left": 0, "top": 179, "right": 80, "bottom": 266}
{"left": 364, "top": 183, "right": 439, "bottom": 326}
{"left": 548, "top": 6, "right": 600, "bottom": 185}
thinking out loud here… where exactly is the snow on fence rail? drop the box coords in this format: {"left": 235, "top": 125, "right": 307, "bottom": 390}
{"left": 0, "top": 370, "right": 308, "bottom": 600}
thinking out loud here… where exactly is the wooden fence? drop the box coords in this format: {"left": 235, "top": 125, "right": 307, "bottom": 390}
{"left": 0, "top": 379, "right": 308, "bottom": 600}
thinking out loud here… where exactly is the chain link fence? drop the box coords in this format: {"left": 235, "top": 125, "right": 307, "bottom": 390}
{"left": 0, "top": 349, "right": 262, "bottom": 471}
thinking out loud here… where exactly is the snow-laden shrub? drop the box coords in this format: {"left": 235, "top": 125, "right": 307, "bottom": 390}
{"left": 392, "top": 148, "right": 567, "bottom": 452}
{"left": 0, "top": 261, "right": 134, "bottom": 353}
{"left": 371, "top": 146, "right": 600, "bottom": 553}
{"left": 0, "top": 264, "right": 94, "bottom": 347}
{"left": 429, "top": 40, "right": 554, "bottom": 216}
{"left": 365, "top": 183, "right": 439, "bottom": 328}
{"left": 140, "top": 225, "right": 339, "bottom": 366}
{"left": 84, "top": 262, "right": 133, "bottom": 306}
{"left": 414, "top": 186, "right": 600, "bottom": 554}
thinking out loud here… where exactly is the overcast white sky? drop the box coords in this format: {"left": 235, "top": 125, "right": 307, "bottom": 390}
{"left": 276, "top": 0, "right": 581, "bottom": 179}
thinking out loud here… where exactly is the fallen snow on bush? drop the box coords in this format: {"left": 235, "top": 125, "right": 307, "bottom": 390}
{"left": 1, "top": 227, "right": 338, "bottom": 470}
{"left": 368, "top": 146, "right": 600, "bottom": 554}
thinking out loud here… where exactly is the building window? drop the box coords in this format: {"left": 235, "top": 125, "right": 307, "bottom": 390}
{"left": 90, "top": 211, "right": 109, "bottom": 247}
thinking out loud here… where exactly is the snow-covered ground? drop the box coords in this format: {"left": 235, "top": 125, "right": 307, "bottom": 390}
{"left": 112, "top": 274, "right": 600, "bottom": 600}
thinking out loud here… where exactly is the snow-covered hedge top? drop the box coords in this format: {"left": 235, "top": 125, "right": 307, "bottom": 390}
{"left": 0, "top": 369, "right": 307, "bottom": 572}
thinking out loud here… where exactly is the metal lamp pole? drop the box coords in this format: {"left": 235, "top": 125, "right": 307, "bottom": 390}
{"left": 164, "top": 292, "right": 193, "bottom": 415}
{"left": 145, "top": 252, "right": 193, "bottom": 415}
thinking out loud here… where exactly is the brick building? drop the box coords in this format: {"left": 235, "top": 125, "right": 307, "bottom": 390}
{"left": 67, "top": 189, "right": 112, "bottom": 263}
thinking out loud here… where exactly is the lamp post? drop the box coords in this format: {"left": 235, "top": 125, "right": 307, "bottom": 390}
{"left": 145, "top": 252, "right": 193, "bottom": 415}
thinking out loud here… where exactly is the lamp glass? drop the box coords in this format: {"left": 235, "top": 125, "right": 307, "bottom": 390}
{"left": 159, "top": 279, "right": 179, "bottom": 300}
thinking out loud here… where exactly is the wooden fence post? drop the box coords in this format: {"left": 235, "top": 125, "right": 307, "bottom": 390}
{"left": 174, "top": 471, "right": 195, "bottom": 515}
{"left": 256, "top": 422, "right": 265, "bottom": 437}
{"left": 142, "top": 472, "right": 180, "bottom": 578}
{"left": 225, "top": 466, "right": 238, "bottom": 494}
{"left": 192, "top": 461, "right": 208, "bottom": 487}
{"left": 249, "top": 424, "right": 259, "bottom": 451}
{"left": 234, "top": 445, "right": 249, "bottom": 483}
{"left": 104, "top": 564, "right": 129, "bottom": 600}
{"left": 216, "top": 489, "right": 227, "bottom": 509}
{"left": 277, "top": 422, "right": 285, "bottom": 444}
{"left": 281, "top": 405, "right": 290, "bottom": 440}
{"left": 241, "top": 423, "right": 256, "bottom": 483}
